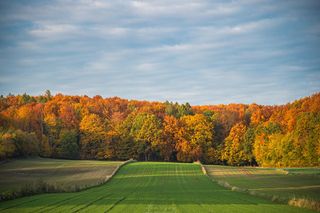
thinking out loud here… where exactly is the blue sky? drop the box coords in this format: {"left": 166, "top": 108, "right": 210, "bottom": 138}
{"left": 0, "top": 0, "right": 319, "bottom": 105}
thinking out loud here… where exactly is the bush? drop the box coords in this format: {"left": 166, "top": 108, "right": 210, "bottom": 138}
{"left": 288, "top": 198, "right": 320, "bottom": 212}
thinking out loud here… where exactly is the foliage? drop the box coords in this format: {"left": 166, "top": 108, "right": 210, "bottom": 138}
{"left": 0, "top": 129, "right": 39, "bottom": 159}
{"left": 79, "top": 113, "right": 107, "bottom": 159}
{"left": 222, "top": 122, "right": 248, "bottom": 166}
{"left": 176, "top": 114, "right": 213, "bottom": 162}
{"left": 0, "top": 131, "right": 16, "bottom": 159}
{"left": 55, "top": 129, "right": 79, "bottom": 159}
{"left": 0, "top": 91, "right": 319, "bottom": 166}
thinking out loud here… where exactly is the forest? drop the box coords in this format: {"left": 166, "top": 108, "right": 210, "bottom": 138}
{"left": 0, "top": 91, "right": 319, "bottom": 167}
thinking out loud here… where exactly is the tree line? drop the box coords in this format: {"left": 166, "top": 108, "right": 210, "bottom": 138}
{"left": 0, "top": 91, "right": 319, "bottom": 167}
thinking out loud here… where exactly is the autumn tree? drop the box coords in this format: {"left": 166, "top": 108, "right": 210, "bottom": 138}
{"left": 222, "top": 122, "right": 248, "bottom": 165}
{"left": 293, "top": 112, "right": 320, "bottom": 166}
{"left": 79, "top": 113, "right": 107, "bottom": 159}
{"left": 253, "top": 122, "right": 282, "bottom": 166}
{"left": 0, "top": 131, "right": 16, "bottom": 159}
{"left": 176, "top": 114, "right": 213, "bottom": 162}
{"left": 162, "top": 115, "right": 179, "bottom": 161}
{"left": 43, "top": 101, "right": 61, "bottom": 145}
{"left": 59, "top": 104, "right": 79, "bottom": 129}
{"left": 0, "top": 92, "right": 319, "bottom": 167}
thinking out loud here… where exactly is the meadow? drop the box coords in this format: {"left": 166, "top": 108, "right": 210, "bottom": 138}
{"left": 0, "top": 161, "right": 314, "bottom": 213}
{"left": 204, "top": 165, "right": 320, "bottom": 210}
{"left": 0, "top": 158, "right": 122, "bottom": 200}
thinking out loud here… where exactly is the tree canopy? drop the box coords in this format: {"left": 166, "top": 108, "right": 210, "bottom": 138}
{"left": 0, "top": 91, "right": 319, "bottom": 167}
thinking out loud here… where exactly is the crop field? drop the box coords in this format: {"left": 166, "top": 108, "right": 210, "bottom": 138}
{"left": 204, "top": 165, "right": 320, "bottom": 202}
{"left": 0, "top": 162, "right": 314, "bottom": 213}
{"left": 0, "top": 158, "right": 122, "bottom": 195}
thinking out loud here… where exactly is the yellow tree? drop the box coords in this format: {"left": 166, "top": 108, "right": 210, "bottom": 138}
{"left": 130, "top": 113, "right": 162, "bottom": 161}
{"left": 176, "top": 114, "right": 213, "bottom": 162}
{"left": 253, "top": 122, "right": 282, "bottom": 166}
{"left": 43, "top": 101, "right": 61, "bottom": 144}
{"left": 79, "top": 113, "right": 107, "bottom": 159}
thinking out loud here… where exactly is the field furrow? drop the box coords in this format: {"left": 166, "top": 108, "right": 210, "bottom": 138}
{"left": 0, "top": 162, "right": 316, "bottom": 213}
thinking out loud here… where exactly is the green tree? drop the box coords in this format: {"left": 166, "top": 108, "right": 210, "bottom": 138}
{"left": 56, "top": 129, "right": 79, "bottom": 159}
{"left": 130, "top": 113, "right": 162, "bottom": 161}
{"left": 115, "top": 136, "right": 135, "bottom": 160}
{"left": 45, "top": 90, "right": 52, "bottom": 100}
{"left": 243, "top": 127, "right": 256, "bottom": 165}
{"left": 164, "top": 102, "right": 193, "bottom": 118}
{"left": 13, "top": 130, "right": 40, "bottom": 157}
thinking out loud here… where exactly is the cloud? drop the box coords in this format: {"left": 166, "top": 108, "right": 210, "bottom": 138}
{"left": 29, "top": 24, "right": 79, "bottom": 38}
{"left": 130, "top": 1, "right": 205, "bottom": 16}
{"left": 0, "top": 0, "right": 319, "bottom": 105}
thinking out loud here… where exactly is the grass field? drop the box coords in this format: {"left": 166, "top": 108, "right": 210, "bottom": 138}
{"left": 204, "top": 165, "right": 320, "bottom": 209}
{"left": 0, "top": 162, "right": 314, "bottom": 212}
{"left": 0, "top": 158, "right": 122, "bottom": 197}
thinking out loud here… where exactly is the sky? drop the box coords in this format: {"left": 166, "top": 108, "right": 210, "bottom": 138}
{"left": 0, "top": 0, "right": 320, "bottom": 105}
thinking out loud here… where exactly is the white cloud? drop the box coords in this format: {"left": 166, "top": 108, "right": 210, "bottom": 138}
{"left": 1, "top": 0, "right": 319, "bottom": 105}
{"left": 204, "top": 4, "right": 240, "bottom": 17}
{"left": 195, "top": 18, "right": 285, "bottom": 38}
{"left": 29, "top": 24, "right": 79, "bottom": 38}
{"left": 131, "top": 1, "right": 204, "bottom": 16}
{"left": 136, "top": 62, "right": 160, "bottom": 72}
{"left": 97, "top": 27, "right": 129, "bottom": 37}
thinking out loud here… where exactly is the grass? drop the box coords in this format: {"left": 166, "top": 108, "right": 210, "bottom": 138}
{"left": 204, "top": 165, "right": 320, "bottom": 211}
{"left": 0, "top": 158, "right": 123, "bottom": 200}
{"left": 0, "top": 162, "right": 315, "bottom": 212}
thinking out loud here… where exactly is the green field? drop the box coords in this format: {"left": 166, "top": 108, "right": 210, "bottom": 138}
{"left": 0, "top": 162, "right": 314, "bottom": 212}
{"left": 0, "top": 158, "right": 122, "bottom": 195}
{"left": 204, "top": 165, "right": 320, "bottom": 202}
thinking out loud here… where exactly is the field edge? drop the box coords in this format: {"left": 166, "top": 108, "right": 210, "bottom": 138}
{"left": 203, "top": 164, "right": 320, "bottom": 212}
{"left": 0, "top": 159, "right": 135, "bottom": 202}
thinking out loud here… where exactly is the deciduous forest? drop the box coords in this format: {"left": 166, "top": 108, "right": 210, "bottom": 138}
{"left": 0, "top": 91, "right": 319, "bottom": 167}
